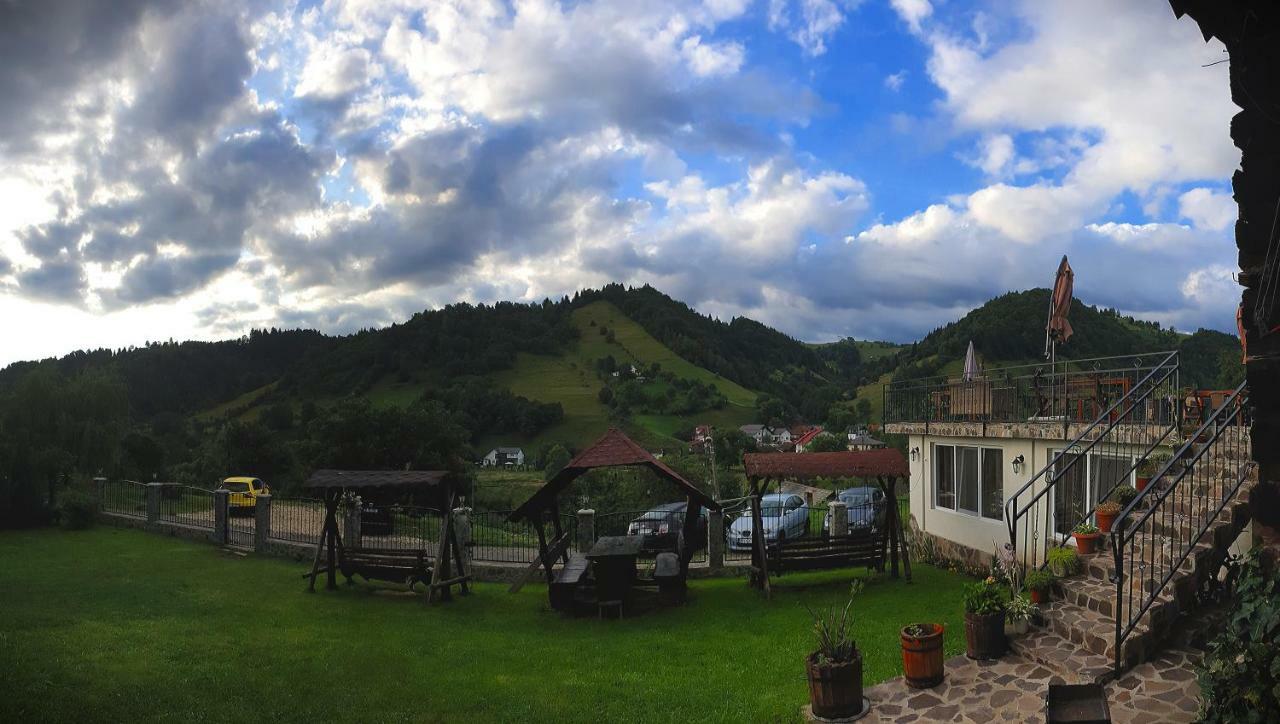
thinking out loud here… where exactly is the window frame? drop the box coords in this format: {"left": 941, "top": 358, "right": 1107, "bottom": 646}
{"left": 932, "top": 443, "right": 1005, "bottom": 522}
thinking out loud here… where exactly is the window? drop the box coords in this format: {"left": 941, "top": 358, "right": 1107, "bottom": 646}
{"left": 933, "top": 444, "right": 1003, "bottom": 521}
{"left": 1051, "top": 450, "right": 1135, "bottom": 534}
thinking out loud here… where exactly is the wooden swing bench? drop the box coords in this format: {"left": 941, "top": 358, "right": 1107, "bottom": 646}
{"left": 766, "top": 528, "right": 885, "bottom": 575}
{"left": 339, "top": 548, "right": 433, "bottom": 589}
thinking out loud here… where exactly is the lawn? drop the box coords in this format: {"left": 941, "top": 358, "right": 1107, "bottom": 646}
{"left": 0, "top": 527, "right": 969, "bottom": 723}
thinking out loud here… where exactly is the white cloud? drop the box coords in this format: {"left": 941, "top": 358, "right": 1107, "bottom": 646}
{"left": 890, "top": 0, "right": 932, "bottom": 34}
{"left": 680, "top": 35, "right": 745, "bottom": 77}
{"left": 768, "top": 0, "right": 860, "bottom": 56}
{"left": 884, "top": 70, "right": 906, "bottom": 91}
{"left": 1178, "top": 187, "right": 1236, "bottom": 231}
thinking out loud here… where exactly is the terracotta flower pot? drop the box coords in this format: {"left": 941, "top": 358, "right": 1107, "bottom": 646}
{"left": 806, "top": 651, "right": 863, "bottom": 719}
{"left": 901, "top": 623, "right": 945, "bottom": 689}
{"left": 1136, "top": 476, "right": 1151, "bottom": 492}
{"left": 1030, "top": 588, "right": 1047, "bottom": 605}
{"left": 964, "top": 612, "right": 1006, "bottom": 660}
{"left": 1073, "top": 531, "right": 1102, "bottom": 555}
{"left": 1096, "top": 509, "right": 1117, "bottom": 533}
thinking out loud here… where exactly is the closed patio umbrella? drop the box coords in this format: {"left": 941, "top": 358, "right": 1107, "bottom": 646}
{"left": 1045, "top": 255, "right": 1074, "bottom": 357}
{"left": 963, "top": 340, "right": 982, "bottom": 382}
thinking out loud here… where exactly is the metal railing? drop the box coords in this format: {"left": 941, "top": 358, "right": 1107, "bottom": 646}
{"left": 158, "top": 485, "right": 214, "bottom": 529}
{"left": 1111, "top": 380, "right": 1251, "bottom": 672}
{"left": 102, "top": 480, "right": 148, "bottom": 518}
{"left": 268, "top": 497, "right": 326, "bottom": 545}
{"left": 1004, "top": 350, "right": 1181, "bottom": 570}
{"left": 596, "top": 509, "right": 708, "bottom": 564}
{"left": 885, "top": 351, "right": 1179, "bottom": 430}
{"left": 469, "top": 510, "right": 575, "bottom": 564}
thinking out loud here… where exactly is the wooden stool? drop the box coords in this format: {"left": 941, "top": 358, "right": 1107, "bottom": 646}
{"left": 598, "top": 599, "right": 623, "bottom": 620}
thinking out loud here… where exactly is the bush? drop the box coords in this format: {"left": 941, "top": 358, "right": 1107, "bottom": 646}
{"left": 1197, "top": 549, "right": 1280, "bottom": 723}
{"left": 962, "top": 577, "right": 1005, "bottom": 615}
{"left": 1024, "top": 568, "right": 1055, "bottom": 593}
{"left": 1111, "top": 484, "right": 1138, "bottom": 507}
{"left": 56, "top": 489, "right": 97, "bottom": 530}
{"left": 1047, "top": 546, "right": 1079, "bottom": 577}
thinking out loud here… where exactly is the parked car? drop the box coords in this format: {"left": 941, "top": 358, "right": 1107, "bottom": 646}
{"left": 360, "top": 500, "right": 394, "bottom": 536}
{"left": 627, "top": 502, "right": 708, "bottom": 553}
{"left": 727, "top": 493, "right": 809, "bottom": 551}
{"left": 218, "top": 477, "right": 269, "bottom": 515}
{"left": 823, "top": 486, "right": 886, "bottom": 534}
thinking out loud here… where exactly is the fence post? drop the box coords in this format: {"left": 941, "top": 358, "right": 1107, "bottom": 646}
{"left": 145, "top": 483, "right": 162, "bottom": 525}
{"left": 212, "top": 489, "right": 229, "bottom": 545}
{"left": 830, "top": 500, "right": 849, "bottom": 537}
{"left": 93, "top": 477, "right": 106, "bottom": 513}
{"left": 254, "top": 494, "right": 271, "bottom": 553}
{"left": 708, "top": 509, "right": 725, "bottom": 570}
{"left": 343, "top": 498, "right": 361, "bottom": 551}
{"left": 577, "top": 509, "right": 595, "bottom": 552}
{"left": 452, "top": 506, "right": 472, "bottom": 568}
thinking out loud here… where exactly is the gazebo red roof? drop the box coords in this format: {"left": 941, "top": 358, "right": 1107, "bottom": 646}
{"left": 743, "top": 449, "right": 908, "bottom": 479}
{"left": 509, "top": 428, "right": 720, "bottom": 522}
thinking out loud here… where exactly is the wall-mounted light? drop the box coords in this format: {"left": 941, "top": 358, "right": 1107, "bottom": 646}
{"left": 1012, "top": 454, "right": 1025, "bottom": 475}
{"left": 910, "top": 447, "right": 920, "bottom": 462}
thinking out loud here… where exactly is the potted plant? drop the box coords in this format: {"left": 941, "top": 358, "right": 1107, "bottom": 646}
{"left": 1025, "top": 568, "right": 1055, "bottom": 604}
{"left": 1072, "top": 522, "right": 1102, "bottom": 554}
{"left": 1048, "top": 546, "right": 1079, "bottom": 578}
{"left": 1005, "top": 594, "right": 1036, "bottom": 636}
{"left": 962, "top": 576, "right": 1006, "bottom": 660}
{"left": 1112, "top": 484, "right": 1138, "bottom": 508}
{"left": 804, "top": 582, "right": 864, "bottom": 719}
{"left": 1094, "top": 500, "right": 1121, "bottom": 534}
{"left": 900, "top": 622, "right": 945, "bottom": 689}
{"left": 1136, "top": 456, "right": 1159, "bottom": 492}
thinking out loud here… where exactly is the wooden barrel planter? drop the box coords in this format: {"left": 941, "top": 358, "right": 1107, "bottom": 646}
{"left": 806, "top": 652, "right": 863, "bottom": 719}
{"left": 964, "top": 612, "right": 1006, "bottom": 660}
{"left": 901, "top": 623, "right": 945, "bottom": 688}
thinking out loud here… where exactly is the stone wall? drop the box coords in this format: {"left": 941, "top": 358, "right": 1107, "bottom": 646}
{"left": 903, "top": 514, "right": 994, "bottom": 578}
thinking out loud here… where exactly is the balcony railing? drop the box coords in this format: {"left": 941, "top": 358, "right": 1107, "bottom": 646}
{"left": 883, "top": 351, "right": 1180, "bottom": 430}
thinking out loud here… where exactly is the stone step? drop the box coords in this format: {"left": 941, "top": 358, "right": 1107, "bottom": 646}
{"left": 1053, "top": 573, "right": 1181, "bottom": 637}
{"left": 1008, "top": 624, "right": 1115, "bottom": 684}
{"left": 1038, "top": 598, "right": 1154, "bottom": 668}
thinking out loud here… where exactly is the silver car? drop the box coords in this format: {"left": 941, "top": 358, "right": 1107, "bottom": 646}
{"left": 822, "top": 486, "right": 886, "bottom": 534}
{"left": 728, "top": 493, "right": 809, "bottom": 551}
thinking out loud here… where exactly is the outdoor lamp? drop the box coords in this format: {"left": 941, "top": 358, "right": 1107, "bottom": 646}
{"left": 1012, "top": 454, "right": 1025, "bottom": 475}
{"left": 910, "top": 447, "right": 920, "bottom": 462}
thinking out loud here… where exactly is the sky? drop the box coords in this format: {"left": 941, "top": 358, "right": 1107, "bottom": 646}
{"left": 0, "top": 0, "right": 1241, "bottom": 367}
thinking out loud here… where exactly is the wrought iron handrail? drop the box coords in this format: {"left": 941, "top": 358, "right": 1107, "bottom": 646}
{"left": 884, "top": 351, "right": 1178, "bottom": 427}
{"left": 1110, "top": 380, "right": 1251, "bottom": 672}
{"left": 1003, "top": 350, "right": 1180, "bottom": 571}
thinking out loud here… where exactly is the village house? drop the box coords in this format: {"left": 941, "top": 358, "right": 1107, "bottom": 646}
{"left": 792, "top": 426, "right": 824, "bottom": 452}
{"left": 481, "top": 447, "right": 526, "bottom": 467}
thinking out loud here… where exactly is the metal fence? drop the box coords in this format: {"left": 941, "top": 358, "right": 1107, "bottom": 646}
{"left": 227, "top": 497, "right": 256, "bottom": 548}
{"left": 158, "top": 485, "right": 214, "bottom": 529}
{"left": 884, "top": 351, "right": 1179, "bottom": 427}
{"left": 469, "top": 510, "right": 575, "bottom": 564}
{"left": 268, "top": 497, "right": 325, "bottom": 546}
{"left": 595, "top": 509, "right": 709, "bottom": 564}
{"left": 102, "top": 480, "right": 148, "bottom": 518}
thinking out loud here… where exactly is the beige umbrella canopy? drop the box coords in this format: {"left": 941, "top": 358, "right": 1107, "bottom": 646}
{"left": 963, "top": 340, "right": 982, "bottom": 381}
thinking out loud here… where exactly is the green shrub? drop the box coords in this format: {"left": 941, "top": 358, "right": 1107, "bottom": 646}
{"left": 1197, "top": 549, "right": 1280, "bottom": 723}
{"left": 1024, "top": 568, "right": 1055, "bottom": 593}
{"left": 1111, "top": 484, "right": 1138, "bottom": 507}
{"left": 1138, "top": 453, "right": 1171, "bottom": 477}
{"left": 1047, "top": 546, "right": 1079, "bottom": 577}
{"left": 806, "top": 580, "right": 863, "bottom": 665}
{"left": 962, "top": 577, "right": 1005, "bottom": 615}
{"left": 56, "top": 489, "right": 97, "bottom": 530}
{"left": 1073, "top": 522, "right": 1099, "bottom": 535}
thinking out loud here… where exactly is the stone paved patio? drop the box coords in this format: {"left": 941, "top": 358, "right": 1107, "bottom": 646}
{"left": 842, "top": 647, "right": 1202, "bottom": 723}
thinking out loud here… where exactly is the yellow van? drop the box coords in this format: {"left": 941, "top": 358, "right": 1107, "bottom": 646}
{"left": 219, "top": 477, "right": 270, "bottom": 514}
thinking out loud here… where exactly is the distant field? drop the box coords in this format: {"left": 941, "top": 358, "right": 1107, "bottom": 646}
{"left": 854, "top": 340, "right": 903, "bottom": 362}
{"left": 194, "top": 381, "right": 277, "bottom": 422}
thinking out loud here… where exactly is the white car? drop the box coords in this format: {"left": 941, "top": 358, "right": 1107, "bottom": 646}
{"left": 727, "top": 493, "right": 809, "bottom": 551}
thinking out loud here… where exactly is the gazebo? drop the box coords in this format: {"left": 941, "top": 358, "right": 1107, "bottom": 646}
{"left": 508, "top": 428, "right": 721, "bottom": 611}
{"left": 742, "top": 448, "right": 911, "bottom": 597}
{"left": 302, "top": 469, "right": 471, "bottom": 603}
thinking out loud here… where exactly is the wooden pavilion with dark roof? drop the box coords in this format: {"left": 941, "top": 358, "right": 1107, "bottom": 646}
{"left": 301, "top": 469, "right": 471, "bottom": 603}
{"left": 742, "top": 449, "right": 911, "bottom": 597}
{"left": 508, "top": 428, "right": 721, "bottom": 609}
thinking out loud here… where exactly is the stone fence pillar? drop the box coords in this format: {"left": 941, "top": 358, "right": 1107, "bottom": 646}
{"left": 93, "top": 477, "right": 107, "bottom": 512}
{"left": 145, "top": 482, "right": 162, "bottom": 525}
{"left": 212, "top": 489, "right": 229, "bottom": 545}
{"left": 830, "top": 500, "right": 849, "bottom": 537}
{"left": 577, "top": 509, "right": 595, "bottom": 553}
{"left": 254, "top": 494, "right": 271, "bottom": 553}
{"left": 452, "top": 506, "right": 472, "bottom": 568}
{"left": 343, "top": 499, "right": 361, "bottom": 550}
{"left": 708, "top": 509, "right": 725, "bottom": 569}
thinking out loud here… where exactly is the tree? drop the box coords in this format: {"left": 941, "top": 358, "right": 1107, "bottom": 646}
{"left": 542, "top": 445, "right": 572, "bottom": 482}
{"left": 855, "top": 399, "right": 873, "bottom": 424}
{"left": 805, "top": 433, "right": 848, "bottom": 453}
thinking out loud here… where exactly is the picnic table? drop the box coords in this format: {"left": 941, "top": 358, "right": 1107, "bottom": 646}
{"left": 587, "top": 535, "right": 643, "bottom": 603}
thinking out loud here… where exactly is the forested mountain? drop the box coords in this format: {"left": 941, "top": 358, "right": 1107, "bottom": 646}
{"left": 0, "top": 284, "right": 1243, "bottom": 526}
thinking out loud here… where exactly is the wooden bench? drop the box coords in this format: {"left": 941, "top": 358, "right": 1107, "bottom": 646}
{"left": 550, "top": 553, "right": 590, "bottom": 612}
{"left": 338, "top": 548, "right": 433, "bottom": 590}
{"left": 766, "top": 529, "right": 884, "bottom": 575}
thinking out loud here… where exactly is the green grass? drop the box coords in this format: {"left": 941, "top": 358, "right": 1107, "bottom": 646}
{"left": 0, "top": 527, "right": 969, "bottom": 723}
{"left": 853, "top": 340, "right": 904, "bottom": 362}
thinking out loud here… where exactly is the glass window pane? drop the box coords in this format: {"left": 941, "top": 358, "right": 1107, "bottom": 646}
{"left": 1053, "top": 451, "right": 1087, "bottom": 535}
{"left": 1089, "top": 455, "right": 1131, "bottom": 507}
{"left": 958, "top": 447, "right": 979, "bottom": 513}
{"left": 981, "top": 449, "right": 1003, "bottom": 520}
{"left": 935, "top": 445, "right": 955, "bottom": 510}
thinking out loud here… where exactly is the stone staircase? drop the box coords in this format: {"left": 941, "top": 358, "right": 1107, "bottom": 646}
{"left": 1011, "top": 444, "right": 1257, "bottom": 683}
